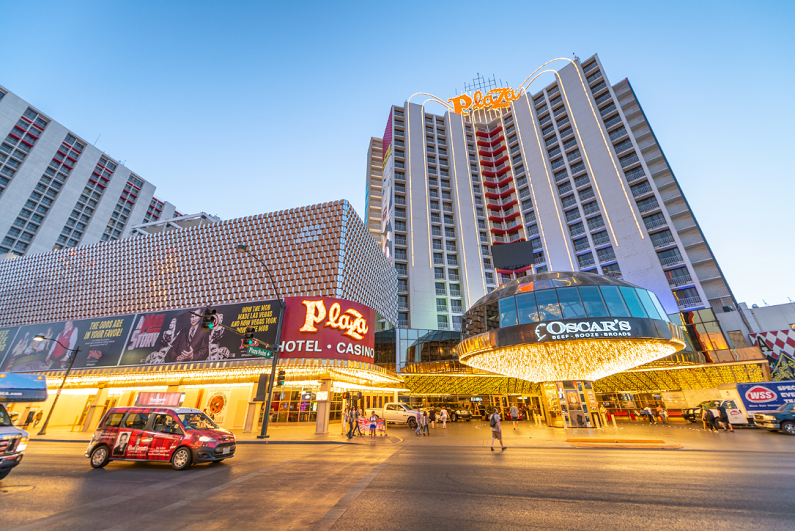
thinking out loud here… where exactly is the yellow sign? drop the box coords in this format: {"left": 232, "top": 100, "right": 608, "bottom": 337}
{"left": 448, "top": 87, "right": 526, "bottom": 116}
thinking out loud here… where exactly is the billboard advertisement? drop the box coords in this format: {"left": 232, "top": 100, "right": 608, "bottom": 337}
{"left": 0, "top": 299, "right": 281, "bottom": 372}
{"left": 737, "top": 381, "right": 795, "bottom": 412}
{"left": 278, "top": 297, "right": 375, "bottom": 363}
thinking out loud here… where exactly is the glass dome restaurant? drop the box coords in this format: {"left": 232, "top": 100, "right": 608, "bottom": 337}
{"left": 456, "top": 272, "right": 685, "bottom": 428}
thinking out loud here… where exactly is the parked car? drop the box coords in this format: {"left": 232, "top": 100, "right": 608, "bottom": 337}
{"left": 85, "top": 406, "right": 235, "bottom": 470}
{"left": 447, "top": 408, "right": 472, "bottom": 422}
{"left": 682, "top": 400, "right": 747, "bottom": 425}
{"left": 371, "top": 402, "right": 420, "bottom": 429}
{"left": 753, "top": 403, "right": 795, "bottom": 435}
{"left": 0, "top": 373, "right": 47, "bottom": 481}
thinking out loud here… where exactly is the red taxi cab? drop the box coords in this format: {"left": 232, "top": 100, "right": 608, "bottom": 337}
{"left": 85, "top": 407, "right": 235, "bottom": 470}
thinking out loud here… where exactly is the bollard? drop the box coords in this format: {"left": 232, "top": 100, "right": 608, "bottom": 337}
{"left": 612, "top": 414, "right": 618, "bottom": 429}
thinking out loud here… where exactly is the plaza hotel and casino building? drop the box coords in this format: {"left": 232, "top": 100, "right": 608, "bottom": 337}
{"left": 0, "top": 55, "right": 773, "bottom": 431}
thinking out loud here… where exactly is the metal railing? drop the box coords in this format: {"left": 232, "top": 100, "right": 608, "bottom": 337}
{"left": 599, "top": 252, "right": 616, "bottom": 263}
{"left": 533, "top": 256, "right": 546, "bottom": 265}
{"left": 554, "top": 106, "right": 567, "bottom": 117}
{"left": 668, "top": 274, "right": 693, "bottom": 287}
{"left": 625, "top": 168, "right": 645, "bottom": 183}
{"left": 545, "top": 136, "right": 558, "bottom": 147}
{"left": 677, "top": 296, "right": 703, "bottom": 309}
{"left": 620, "top": 153, "right": 640, "bottom": 167}
{"left": 395, "top": 237, "right": 406, "bottom": 246}
{"left": 638, "top": 201, "right": 660, "bottom": 213}
{"left": 609, "top": 127, "right": 628, "bottom": 142}
{"left": 603, "top": 271, "right": 623, "bottom": 280}
{"left": 566, "top": 210, "right": 581, "bottom": 222}
{"left": 580, "top": 190, "right": 595, "bottom": 200}
{"left": 632, "top": 184, "right": 653, "bottom": 197}
{"left": 558, "top": 183, "right": 573, "bottom": 194}
{"left": 562, "top": 197, "right": 577, "bottom": 208}
{"left": 583, "top": 202, "right": 600, "bottom": 214}
{"left": 614, "top": 140, "right": 634, "bottom": 154}
{"left": 644, "top": 218, "right": 668, "bottom": 230}
{"left": 652, "top": 235, "right": 675, "bottom": 248}
{"left": 551, "top": 158, "right": 565, "bottom": 169}
{"left": 575, "top": 176, "right": 590, "bottom": 188}
{"left": 604, "top": 115, "right": 622, "bottom": 128}
{"left": 583, "top": 61, "right": 598, "bottom": 73}
{"left": 660, "top": 255, "right": 684, "bottom": 267}
{"left": 435, "top": 287, "right": 446, "bottom": 295}
{"left": 579, "top": 257, "right": 595, "bottom": 267}
{"left": 555, "top": 171, "right": 569, "bottom": 182}
{"left": 450, "top": 290, "right": 462, "bottom": 297}
{"left": 587, "top": 70, "right": 603, "bottom": 84}
{"left": 592, "top": 235, "right": 610, "bottom": 246}
{"left": 595, "top": 92, "right": 612, "bottom": 105}
{"left": 589, "top": 219, "right": 605, "bottom": 230}
{"left": 574, "top": 240, "right": 590, "bottom": 252}
{"left": 600, "top": 104, "right": 617, "bottom": 117}
{"left": 570, "top": 225, "right": 585, "bottom": 236}
{"left": 567, "top": 150, "right": 581, "bottom": 162}
{"left": 548, "top": 147, "right": 561, "bottom": 158}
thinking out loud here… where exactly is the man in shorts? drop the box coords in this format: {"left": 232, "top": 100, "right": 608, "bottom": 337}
{"left": 510, "top": 404, "right": 519, "bottom": 430}
{"left": 490, "top": 408, "right": 506, "bottom": 451}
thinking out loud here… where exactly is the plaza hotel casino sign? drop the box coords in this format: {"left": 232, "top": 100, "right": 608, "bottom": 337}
{"left": 278, "top": 297, "right": 375, "bottom": 363}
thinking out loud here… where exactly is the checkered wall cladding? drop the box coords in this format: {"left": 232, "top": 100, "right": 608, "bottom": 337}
{"left": 0, "top": 200, "right": 398, "bottom": 327}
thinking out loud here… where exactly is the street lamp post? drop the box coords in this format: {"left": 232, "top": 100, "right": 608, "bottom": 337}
{"left": 235, "top": 243, "right": 286, "bottom": 439}
{"left": 32, "top": 336, "right": 80, "bottom": 436}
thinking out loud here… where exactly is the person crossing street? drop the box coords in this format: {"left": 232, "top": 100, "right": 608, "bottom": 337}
{"left": 510, "top": 404, "right": 519, "bottom": 430}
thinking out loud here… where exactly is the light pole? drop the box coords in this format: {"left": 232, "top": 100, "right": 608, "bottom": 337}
{"left": 32, "top": 336, "right": 79, "bottom": 436}
{"left": 236, "top": 243, "right": 286, "bottom": 439}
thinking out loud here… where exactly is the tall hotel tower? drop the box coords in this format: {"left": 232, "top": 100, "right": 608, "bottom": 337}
{"left": 365, "top": 54, "right": 736, "bottom": 331}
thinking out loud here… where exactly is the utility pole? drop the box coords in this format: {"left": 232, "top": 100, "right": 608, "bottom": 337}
{"left": 235, "top": 243, "right": 286, "bottom": 439}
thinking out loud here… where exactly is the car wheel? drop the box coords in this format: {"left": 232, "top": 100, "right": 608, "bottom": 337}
{"left": 89, "top": 444, "right": 110, "bottom": 469}
{"left": 408, "top": 417, "right": 417, "bottom": 429}
{"left": 451, "top": 414, "right": 457, "bottom": 422}
{"left": 781, "top": 421, "right": 795, "bottom": 436}
{"left": 0, "top": 468, "right": 10, "bottom": 481}
{"left": 171, "top": 447, "right": 192, "bottom": 470}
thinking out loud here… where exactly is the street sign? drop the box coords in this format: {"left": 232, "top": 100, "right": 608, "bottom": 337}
{"left": 248, "top": 345, "right": 272, "bottom": 358}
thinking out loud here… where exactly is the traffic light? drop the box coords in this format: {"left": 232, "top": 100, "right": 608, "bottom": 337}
{"left": 277, "top": 370, "right": 286, "bottom": 386}
{"left": 342, "top": 392, "right": 350, "bottom": 400}
{"left": 201, "top": 306, "right": 217, "bottom": 331}
{"left": 243, "top": 327, "right": 255, "bottom": 346}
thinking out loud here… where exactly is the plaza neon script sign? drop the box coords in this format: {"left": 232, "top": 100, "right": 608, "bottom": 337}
{"left": 299, "top": 300, "right": 369, "bottom": 340}
{"left": 448, "top": 87, "right": 526, "bottom": 116}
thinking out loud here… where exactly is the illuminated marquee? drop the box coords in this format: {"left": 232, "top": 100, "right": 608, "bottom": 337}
{"left": 448, "top": 87, "right": 526, "bottom": 116}
{"left": 299, "top": 300, "right": 369, "bottom": 340}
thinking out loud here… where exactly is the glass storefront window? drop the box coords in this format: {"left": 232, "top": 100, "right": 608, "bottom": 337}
{"left": 557, "top": 287, "right": 586, "bottom": 319}
{"left": 635, "top": 289, "right": 661, "bottom": 320}
{"left": 499, "top": 297, "right": 518, "bottom": 327}
{"left": 578, "top": 286, "right": 610, "bottom": 317}
{"left": 619, "top": 286, "right": 648, "bottom": 318}
{"left": 515, "top": 292, "right": 539, "bottom": 324}
{"left": 534, "top": 289, "right": 562, "bottom": 321}
{"left": 599, "top": 286, "right": 630, "bottom": 317}
{"left": 650, "top": 293, "right": 671, "bottom": 322}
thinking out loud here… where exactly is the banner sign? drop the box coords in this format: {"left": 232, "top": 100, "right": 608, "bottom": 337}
{"left": 278, "top": 297, "right": 375, "bottom": 363}
{"left": 737, "top": 382, "right": 795, "bottom": 412}
{"left": 357, "top": 417, "right": 386, "bottom": 435}
{"left": 0, "top": 296, "right": 374, "bottom": 372}
{"left": 135, "top": 392, "right": 185, "bottom": 407}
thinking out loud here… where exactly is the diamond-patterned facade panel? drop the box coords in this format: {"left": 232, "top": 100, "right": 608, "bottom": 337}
{"left": 0, "top": 200, "right": 397, "bottom": 327}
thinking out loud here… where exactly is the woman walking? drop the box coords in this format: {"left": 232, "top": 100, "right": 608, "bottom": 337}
{"left": 489, "top": 408, "right": 506, "bottom": 451}
{"left": 440, "top": 407, "right": 448, "bottom": 429}
{"left": 422, "top": 410, "right": 430, "bottom": 436}
{"left": 429, "top": 407, "right": 436, "bottom": 429}
{"left": 369, "top": 411, "right": 378, "bottom": 442}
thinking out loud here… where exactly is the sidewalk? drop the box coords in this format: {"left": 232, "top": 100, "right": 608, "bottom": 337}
{"left": 25, "top": 419, "right": 794, "bottom": 452}
{"left": 27, "top": 422, "right": 401, "bottom": 445}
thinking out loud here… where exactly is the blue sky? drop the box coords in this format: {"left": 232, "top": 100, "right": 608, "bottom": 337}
{"left": 1, "top": 1, "right": 793, "bottom": 306}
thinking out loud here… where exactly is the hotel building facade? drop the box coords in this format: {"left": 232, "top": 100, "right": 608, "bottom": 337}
{"left": 0, "top": 85, "right": 183, "bottom": 257}
{"left": 365, "top": 54, "right": 737, "bottom": 333}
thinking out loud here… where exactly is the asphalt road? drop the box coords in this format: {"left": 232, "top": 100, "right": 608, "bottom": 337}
{"left": 1, "top": 439, "right": 794, "bottom": 531}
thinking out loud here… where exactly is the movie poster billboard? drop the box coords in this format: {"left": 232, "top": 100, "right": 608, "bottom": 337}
{"left": 119, "top": 300, "right": 281, "bottom": 366}
{"left": 1, "top": 316, "right": 134, "bottom": 372}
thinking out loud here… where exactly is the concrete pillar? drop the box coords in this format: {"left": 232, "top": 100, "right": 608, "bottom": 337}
{"left": 243, "top": 384, "right": 262, "bottom": 434}
{"left": 81, "top": 387, "right": 109, "bottom": 432}
{"left": 314, "top": 379, "right": 332, "bottom": 435}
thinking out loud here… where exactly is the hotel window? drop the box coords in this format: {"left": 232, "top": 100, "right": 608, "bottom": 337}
{"left": 443, "top": 215, "right": 453, "bottom": 225}
{"left": 0, "top": 108, "right": 48, "bottom": 205}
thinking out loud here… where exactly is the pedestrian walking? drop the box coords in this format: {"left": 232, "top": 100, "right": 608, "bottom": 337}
{"left": 415, "top": 408, "right": 422, "bottom": 436}
{"left": 510, "top": 404, "right": 519, "bottom": 430}
{"left": 701, "top": 406, "right": 719, "bottom": 433}
{"left": 489, "top": 408, "right": 506, "bottom": 451}
{"left": 369, "top": 411, "right": 378, "bottom": 442}
{"left": 429, "top": 407, "right": 437, "bottom": 429}
{"left": 717, "top": 403, "right": 734, "bottom": 432}
{"left": 656, "top": 404, "right": 668, "bottom": 425}
{"left": 440, "top": 407, "right": 448, "bottom": 428}
{"left": 643, "top": 406, "right": 657, "bottom": 424}
{"left": 353, "top": 407, "right": 363, "bottom": 436}
{"left": 421, "top": 410, "right": 430, "bottom": 436}
{"left": 599, "top": 404, "right": 608, "bottom": 426}
{"left": 346, "top": 408, "right": 356, "bottom": 439}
